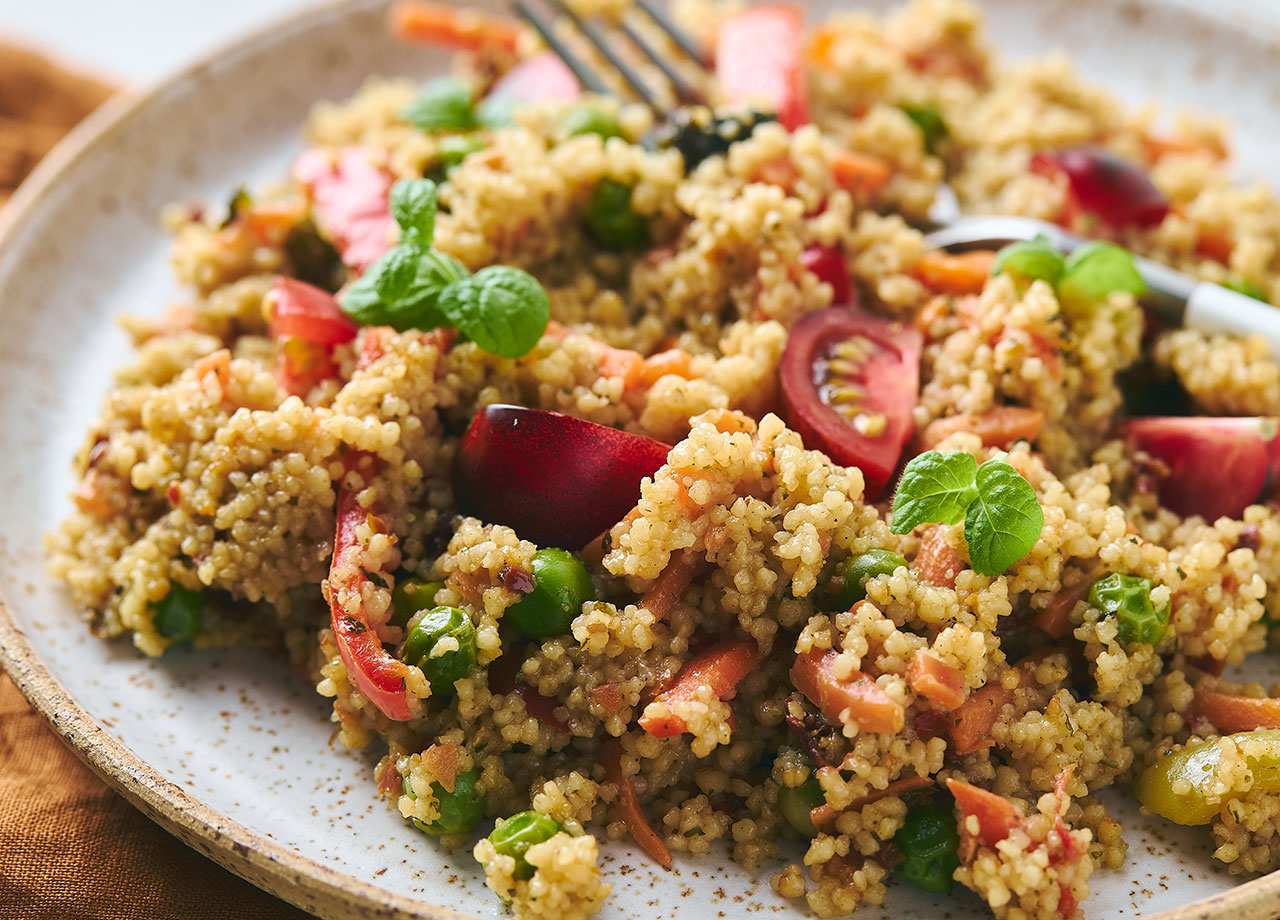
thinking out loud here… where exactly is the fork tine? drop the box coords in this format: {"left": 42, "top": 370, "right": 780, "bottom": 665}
{"left": 543, "top": 0, "right": 663, "bottom": 110}
{"left": 512, "top": 0, "right": 611, "bottom": 95}
{"left": 634, "top": 0, "right": 707, "bottom": 67}
{"left": 617, "top": 18, "right": 705, "bottom": 105}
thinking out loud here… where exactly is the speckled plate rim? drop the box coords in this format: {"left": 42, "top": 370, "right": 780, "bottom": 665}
{"left": 1, "top": 2, "right": 1280, "bottom": 919}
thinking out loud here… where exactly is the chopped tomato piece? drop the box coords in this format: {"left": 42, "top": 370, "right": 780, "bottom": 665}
{"left": 907, "top": 652, "right": 966, "bottom": 710}
{"left": 267, "top": 276, "right": 358, "bottom": 346}
{"left": 946, "top": 778, "right": 1020, "bottom": 848}
{"left": 600, "top": 739, "right": 673, "bottom": 868}
{"left": 639, "top": 637, "right": 763, "bottom": 738}
{"left": 1033, "top": 581, "right": 1090, "bottom": 639}
{"left": 486, "top": 52, "right": 580, "bottom": 106}
{"left": 294, "top": 147, "right": 396, "bottom": 273}
{"left": 779, "top": 307, "right": 922, "bottom": 498}
{"left": 800, "top": 245, "right": 853, "bottom": 306}
{"left": 918, "top": 406, "right": 1045, "bottom": 451}
{"left": 716, "top": 6, "right": 809, "bottom": 131}
{"left": 790, "top": 649, "right": 904, "bottom": 734}
{"left": 389, "top": 1, "right": 523, "bottom": 53}
{"left": 1192, "top": 683, "right": 1280, "bottom": 733}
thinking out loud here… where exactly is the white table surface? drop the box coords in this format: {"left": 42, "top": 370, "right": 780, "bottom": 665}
{"left": 3, "top": 0, "right": 1280, "bottom": 87}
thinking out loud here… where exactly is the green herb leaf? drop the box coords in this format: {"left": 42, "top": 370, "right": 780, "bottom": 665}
{"left": 426, "top": 136, "right": 486, "bottom": 183}
{"left": 993, "top": 235, "right": 1066, "bottom": 287}
{"left": 340, "top": 247, "right": 469, "bottom": 331}
{"left": 390, "top": 178, "right": 439, "bottom": 247}
{"left": 477, "top": 95, "right": 515, "bottom": 130}
{"left": 153, "top": 584, "right": 206, "bottom": 644}
{"left": 1059, "top": 240, "right": 1146, "bottom": 312}
{"left": 586, "top": 179, "right": 650, "bottom": 250}
{"left": 963, "top": 459, "right": 1044, "bottom": 576}
{"left": 402, "top": 78, "right": 479, "bottom": 134}
{"left": 438, "top": 265, "right": 551, "bottom": 358}
{"left": 1087, "top": 573, "right": 1169, "bottom": 646}
{"left": 560, "top": 104, "right": 622, "bottom": 141}
{"left": 899, "top": 103, "right": 947, "bottom": 155}
{"left": 889, "top": 451, "right": 979, "bottom": 534}
{"left": 221, "top": 186, "right": 251, "bottom": 229}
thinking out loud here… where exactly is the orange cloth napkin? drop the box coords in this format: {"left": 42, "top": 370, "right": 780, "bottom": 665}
{"left": 0, "top": 42, "right": 315, "bottom": 920}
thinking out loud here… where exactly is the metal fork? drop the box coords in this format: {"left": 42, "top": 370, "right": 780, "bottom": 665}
{"left": 513, "top": 0, "right": 1280, "bottom": 358}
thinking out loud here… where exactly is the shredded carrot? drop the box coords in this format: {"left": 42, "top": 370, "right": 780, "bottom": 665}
{"left": 829, "top": 149, "right": 893, "bottom": 198}
{"left": 754, "top": 155, "right": 800, "bottom": 189}
{"left": 389, "top": 1, "right": 523, "bottom": 53}
{"left": 805, "top": 23, "right": 844, "bottom": 71}
{"left": 912, "top": 525, "right": 964, "bottom": 589}
{"left": 791, "top": 649, "right": 905, "bottom": 734}
{"left": 1033, "top": 581, "right": 1090, "bottom": 639}
{"left": 1191, "top": 682, "right": 1280, "bottom": 733}
{"left": 669, "top": 467, "right": 724, "bottom": 517}
{"left": 636, "top": 348, "right": 696, "bottom": 388}
{"left": 810, "top": 774, "right": 933, "bottom": 831}
{"left": 639, "top": 637, "right": 763, "bottom": 738}
{"left": 601, "top": 739, "right": 673, "bottom": 869}
{"left": 907, "top": 652, "right": 966, "bottom": 711}
{"left": 919, "top": 406, "right": 1046, "bottom": 451}
{"left": 946, "top": 778, "right": 1020, "bottom": 849}
{"left": 1140, "top": 131, "right": 1227, "bottom": 164}
{"left": 639, "top": 549, "right": 702, "bottom": 621}
{"left": 951, "top": 680, "right": 1017, "bottom": 756}
{"left": 915, "top": 249, "right": 997, "bottom": 295}
{"left": 192, "top": 349, "right": 233, "bottom": 391}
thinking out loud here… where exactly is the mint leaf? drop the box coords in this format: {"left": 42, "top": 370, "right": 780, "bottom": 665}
{"left": 340, "top": 247, "right": 468, "bottom": 332}
{"left": 402, "top": 78, "right": 479, "bottom": 134}
{"left": 438, "top": 266, "right": 550, "bottom": 358}
{"left": 390, "top": 178, "right": 438, "bottom": 247}
{"left": 1059, "top": 241, "right": 1145, "bottom": 312}
{"left": 899, "top": 103, "right": 947, "bottom": 154}
{"left": 889, "top": 451, "right": 979, "bottom": 534}
{"left": 963, "top": 459, "right": 1044, "bottom": 576}
{"left": 993, "top": 235, "right": 1065, "bottom": 287}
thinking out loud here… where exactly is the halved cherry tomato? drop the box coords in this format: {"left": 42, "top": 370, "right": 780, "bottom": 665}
{"left": 1122, "top": 417, "right": 1280, "bottom": 521}
{"left": 716, "top": 6, "right": 809, "bottom": 131}
{"left": 453, "top": 405, "right": 671, "bottom": 550}
{"left": 800, "top": 245, "right": 853, "bottom": 306}
{"left": 779, "top": 307, "right": 922, "bottom": 498}
{"left": 267, "top": 276, "right": 359, "bottom": 346}
{"left": 293, "top": 147, "right": 397, "bottom": 273}
{"left": 1031, "top": 147, "right": 1169, "bottom": 230}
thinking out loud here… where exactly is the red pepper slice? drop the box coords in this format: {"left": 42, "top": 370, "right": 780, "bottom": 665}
{"left": 715, "top": 6, "right": 810, "bottom": 131}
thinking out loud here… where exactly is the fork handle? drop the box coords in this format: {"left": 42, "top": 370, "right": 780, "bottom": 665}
{"left": 1183, "top": 282, "right": 1280, "bottom": 360}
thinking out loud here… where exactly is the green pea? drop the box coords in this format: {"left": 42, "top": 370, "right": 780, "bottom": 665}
{"left": 400, "top": 606, "right": 478, "bottom": 696}
{"left": 892, "top": 802, "right": 960, "bottom": 892}
{"left": 391, "top": 578, "right": 445, "bottom": 628}
{"left": 152, "top": 585, "right": 205, "bottom": 644}
{"left": 821, "top": 549, "right": 908, "bottom": 612}
{"left": 488, "top": 810, "right": 563, "bottom": 880}
{"left": 779, "top": 777, "right": 825, "bottom": 838}
{"left": 585, "top": 179, "right": 650, "bottom": 250}
{"left": 560, "top": 104, "right": 622, "bottom": 141}
{"left": 404, "top": 766, "right": 486, "bottom": 837}
{"left": 505, "top": 549, "right": 595, "bottom": 639}
{"left": 426, "top": 136, "right": 486, "bottom": 184}
{"left": 1088, "top": 573, "right": 1169, "bottom": 646}
{"left": 899, "top": 103, "right": 948, "bottom": 154}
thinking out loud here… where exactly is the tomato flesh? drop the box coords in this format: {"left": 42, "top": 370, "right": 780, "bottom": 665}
{"left": 1122, "top": 416, "right": 1280, "bottom": 521}
{"left": 780, "top": 308, "right": 922, "bottom": 498}
{"left": 800, "top": 245, "right": 853, "bottom": 307}
{"left": 293, "top": 147, "right": 397, "bottom": 272}
{"left": 454, "top": 405, "right": 671, "bottom": 550}
{"left": 267, "top": 276, "right": 359, "bottom": 346}
{"left": 715, "top": 6, "right": 810, "bottom": 131}
{"left": 487, "top": 52, "right": 581, "bottom": 106}
{"left": 1031, "top": 147, "right": 1169, "bottom": 229}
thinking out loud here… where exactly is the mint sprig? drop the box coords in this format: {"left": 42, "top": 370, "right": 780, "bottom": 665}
{"left": 401, "top": 78, "right": 480, "bottom": 134}
{"left": 991, "top": 236, "right": 1145, "bottom": 315}
{"left": 339, "top": 177, "right": 550, "bottom": 357}
{"left": 890, "top": 450, "right": 1044, "bottom": 576}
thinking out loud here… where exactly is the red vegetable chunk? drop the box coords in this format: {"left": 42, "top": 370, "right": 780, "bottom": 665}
{"left": 800, "top": 244, "right": 853, "bottom": 307}
{"left": 716, "top": 6, "right": 810, "bottom": 131}
{"left": 453, "top": 405, "right": 671, "bottom": 550}
{"left": 486, "top": 51, "right": 581, "bottom": 106}
{"left": 779, "top": 307, "right": 922, "bottom": 498}
{"left": 639, "top": 637, "right": 763, "bottom": 738}
{"left": 1032, "top": 147, "right": 1170, "bottom": 229}
{"left": 267, "top": 276, "right": 359, "bottom": 346}
{"left": 1122, "top": 416, "right": 1280, "bottom": 521}
{"left": 294, "top": 147, "right": 397, "bottom": 272}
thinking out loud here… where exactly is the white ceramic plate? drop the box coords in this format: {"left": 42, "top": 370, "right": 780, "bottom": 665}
{"left": 3, "top": 2, "right": 1280, "bottom": 918}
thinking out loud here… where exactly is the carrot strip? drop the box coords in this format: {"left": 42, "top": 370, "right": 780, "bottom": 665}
{"left": 946, "top": 778, "right": 1020, "bottom": 848}
{"left": 1196, "top": 225, "right": 1235, "bottom": 263}
{"left": 1033, "top": 581, "right": 1090, "bottom": 639}
{"left": 810, "top": 774, "right": 933, "bottom": 831}
{"left": 636, "top": 349, "right": 696, "bottom": 388}
{"left": 913, "top": 525, "right": 964, "bottom": 589}
{"left": 919, "top": 406, "right": 1045, "bottom": 451}
{"left": 639, "top": 549, "right": 702, "bottom": 621}
{"left": 1192, "top": 683, "right": 1280, "bottom": 732}
{"left": 601, "top": 739, "right": 673, "bottom": 869}
{"left": 639, "top": 637, "right": 763, "bottom": 738}
{"left": 389, "top": 1, "right": 523, "bottom": 53}
{"left": 790, "top": 649, "right": 904, "bottom": 734}
{"left": 915, "top": 250, "right": 997, "bottom": 296}
{"left": 951, "top": 680, "right": 1017, "bottom": 756}
{"left": 907, "top": 652, "right": 966, "bottom": 710}
{"left": 829, "top": 149, "right": 893, "bottom": 198}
